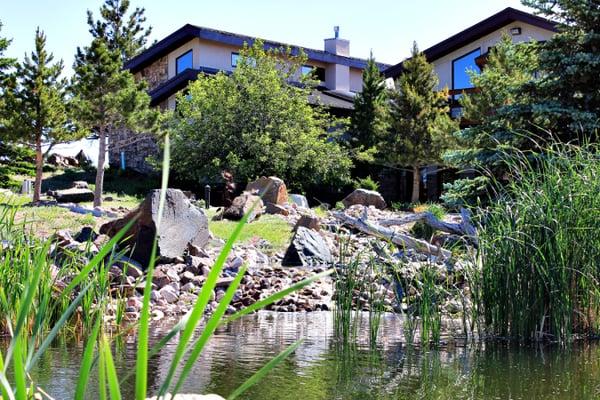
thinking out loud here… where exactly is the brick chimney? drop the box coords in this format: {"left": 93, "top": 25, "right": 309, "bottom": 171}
{"left": 324, "top": 26, "right": 350, "bottom": 91}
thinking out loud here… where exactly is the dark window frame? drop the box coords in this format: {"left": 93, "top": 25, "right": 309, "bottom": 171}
{"left": 176, "top": 49, "right": 193, "bottom": 75}
{"left": 451, "top": 47, "right": 481, "bottom": 91}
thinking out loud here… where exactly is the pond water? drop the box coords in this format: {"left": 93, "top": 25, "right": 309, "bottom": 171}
{"left": 24, "top": 311, "right": 600, "bottom": 399}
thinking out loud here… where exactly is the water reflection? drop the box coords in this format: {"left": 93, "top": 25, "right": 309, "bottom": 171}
{"left": 15, "top": 312, "right": 600, "bottom": 399}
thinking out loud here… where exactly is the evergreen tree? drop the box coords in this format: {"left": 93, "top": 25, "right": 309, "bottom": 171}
{"left": 87, "top": 0, "right": 151, "bottom": 62}
{"left": 385, "top": 42, "right": 458, "bottom": 203}
{"left": 71, "top": 37, "right": 158, "bottom": 207}
{"left": 5, "top": 28, "right": 72, "bottom": 202}
{"left": 349, "top": 53, "right": 388, "bottom": 160}
{"left": 508, "top": 0, "right": 600, "bottom": 138}
{"left": 72, "top": 0, "right": 157, "bottom": 207}
{"left": 0, "top": 21, "right": 17, "bottom": 129}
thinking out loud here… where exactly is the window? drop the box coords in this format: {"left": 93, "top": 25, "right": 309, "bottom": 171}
{"left": 176, "top": 50, "right": 193, "bottom": 74}
{"left": 301, "top": 65, "right": 326, "bottom": 82}
{"left": 231, "top": 52, "right": 239, "bottom": 67}
{"left": 452, "top": 48, "right": 481, "bottom": 91}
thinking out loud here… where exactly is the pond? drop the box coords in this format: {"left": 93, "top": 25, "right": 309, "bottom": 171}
{"left": 23, "top": 311, "right": 600, "bottom": 399}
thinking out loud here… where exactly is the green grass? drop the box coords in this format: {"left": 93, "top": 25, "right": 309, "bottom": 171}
{"left": 476, "top": 143, "right": 600, "bottom": 342}
{"left": 208, "top": 210, "right": 292, "bottom": 252}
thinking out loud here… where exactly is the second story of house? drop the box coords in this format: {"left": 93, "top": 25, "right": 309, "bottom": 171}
{"left": 124, "top": 25, "right": 390, "bottom": 114}
{"left": 384, "top": 7, "right": 557, "bottom": 117}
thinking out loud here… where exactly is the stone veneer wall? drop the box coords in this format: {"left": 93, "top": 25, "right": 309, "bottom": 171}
{"left": 140, "top": 56, "right": 168, "bottom": 91}
{"left": 109, "top": 57, "right": 169, "bottom": 173}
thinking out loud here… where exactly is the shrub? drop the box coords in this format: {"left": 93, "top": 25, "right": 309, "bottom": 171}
{"left": 411, "top": 203, "right": 446, "bottom": 240}
{"left": 353, "top": 175, "right": 379, "bottom": 191}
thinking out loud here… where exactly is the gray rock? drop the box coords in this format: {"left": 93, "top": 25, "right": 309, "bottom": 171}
{"left": 50, "top": 188, "right": 94, "bottom": 203}
{"left": 341, "top": 189, "right": 386, "bottom": 209}
{"left": 71, "top": 180, "right": 89, "bottom": 189}
{"left": 282, "top": 226, "right": 333, "bottom": 267}
{"left": 221, "top": 192, "right": 263, "bottom": 223}
{"left": 159, "top": 285, "right": 179, "bottom": 304}
{"left": 100, "top": 189, "right": 210, "bottom": 268}
{"left": 288, "top": 194, "right": 309, "bottom": 209}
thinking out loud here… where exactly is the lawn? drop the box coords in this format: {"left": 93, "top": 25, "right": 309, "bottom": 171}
{"left": 207, "top": 209, "right": 293, "bottom": 253}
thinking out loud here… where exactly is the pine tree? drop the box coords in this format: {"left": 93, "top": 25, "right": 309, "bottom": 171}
{"left": 4, "top": 28, "right": 72, "bottom": 202}
{"left": 385, "top": 42, "right": 458, "bottom": 203}
{"left": 0, "top": 21, "right": 17, "bottom": 128}
{"left": 87, "top": 0, "right": 151, "bottom": 62}
{"left": 72, "top": 0, "right": 157, "bottom": 207}
{"left": 71, "top": 38, "right": 158, "bottom": 207}
{"left": 509, "top": 0, "right": 600, "bottom": 138}
{"left": 349, "top": 53, "right": 388, "bottom": 158}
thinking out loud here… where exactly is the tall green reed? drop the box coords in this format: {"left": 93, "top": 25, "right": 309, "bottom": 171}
{"left": 477, "top": 143, "right": 600, "bottom": 342}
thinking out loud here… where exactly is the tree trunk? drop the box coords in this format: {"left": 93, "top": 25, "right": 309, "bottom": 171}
{"left": 411, "top": 165, "right": 420, "bottom": 204}
{"left": 33, "top": 133, "right": 43, "bottom": 203}
{"left": 94, "top": 128, "right": 106, "bottom": 208}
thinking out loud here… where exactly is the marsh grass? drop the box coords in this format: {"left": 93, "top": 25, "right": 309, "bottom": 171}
{"left": 476, "top": 143, "right": 600, "bottom": 342}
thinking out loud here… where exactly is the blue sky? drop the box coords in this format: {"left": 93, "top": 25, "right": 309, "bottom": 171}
{"left": 2, "top": 0, "right": 530, "bottom": 75}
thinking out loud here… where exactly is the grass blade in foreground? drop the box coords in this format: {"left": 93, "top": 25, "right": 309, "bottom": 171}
{"left": 136, "top": 132, "right": 171, "bottom": 400}
{"left": 74, "top": 316, "right": 102, "bottom": 400}
{"left": 227, "top": 339, "right": 303, "bottom": 400}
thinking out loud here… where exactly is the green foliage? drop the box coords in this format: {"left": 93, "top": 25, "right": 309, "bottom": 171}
{"left": 87, "top": 0, "right": 152, "bottom": 62}
{"left": 353, "top": 175, "right": 379, "bottom": 191}
{"left": 441, "top": 175, "right": 491, "bottom": 208}
{"left": 411, "top": 202, "right": 447, "bottom": 240}
{"left": 477, "top": 143, "right": 600, "bottom": 342}
{"left": 0, "top": 21, "right": 17, "bottom": 138}
{"left": 385, "top": 42, "right": 458, "bottom": 202}
{"left": 505, "top": 0, "right": 600, "bottom": 138}
{"left": 71, "top": 2, "right": 158, "bottom": 206}
{"left": 444, "top": 36, "right": 540, "bottom": 171}
{"left": 349, "top": 53, "right": 388, "bottom": 160}
{"left": 169, "top": 41, "right": 352, "bottom": 192}
{"left": 3, "top": 28, "right": 74, "bottom": 201}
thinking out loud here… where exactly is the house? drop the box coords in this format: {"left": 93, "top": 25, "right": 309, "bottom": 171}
{"left": 113, "top": 25, "right": 390, "bottom": 172}
{"left": 381, "top": 7, "right": 557, "bottom": 202}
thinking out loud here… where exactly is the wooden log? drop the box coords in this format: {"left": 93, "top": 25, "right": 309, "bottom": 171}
{"left": 333, "top": 210, "right": 452, "bottom": 259}
{"left": 378, "top": 207, "right": 478, "bottom": 246}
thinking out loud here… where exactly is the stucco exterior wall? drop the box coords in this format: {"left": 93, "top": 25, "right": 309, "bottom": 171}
{"left": 349, "top": 68, "right": 362, "bottom": 92}
{"left": 433, "top": 22, "right": 554, "bottom": 90}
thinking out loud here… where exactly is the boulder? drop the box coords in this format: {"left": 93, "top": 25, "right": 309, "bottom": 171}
{"left": 265, "top": 202, "right": 289, "bottom": 216}
{"left": 282, "top": 226, "right": 333, "bottom": 267}
{"left": 289, "top": 194, "right": 309, "bottom": 209}
{"left": 49, "top": 188, "right": 94, "bottom": 203}
{"left": 75, "top": 150, "right": 92, "bottom": 167}
{"left": 222, "top": 191, "right": 263, "bottom": 222}
{"left": 294, "top": 215, "right": 321, "bottom": 232}
{"left": 100, "top": 189, "right": 210, "bottom": 267}
{"left": 74, "top": 226, "right": 97, "bottom": 242}
{"left": 341, "top": 189, "right": 386, "bottom": 210}
{"left": 246, "top": 176, "right": 288, "bottom": 206}
{"left": 71, "top": 180, "right": 89, "bottom": 189}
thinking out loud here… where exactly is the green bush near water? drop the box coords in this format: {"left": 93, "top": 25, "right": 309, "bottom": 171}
{"left": 476, "top": 144, "right": 600, "bottom": 342}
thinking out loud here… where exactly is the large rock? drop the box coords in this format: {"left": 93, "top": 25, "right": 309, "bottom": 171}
{"left": 100, "top": 189, "right": 210, "bottom": 267}
{"left": 341, "top": 189, "right": 387, "bottom": 210}
{"left": 282, "top": 226, "right": 333, "bottom": 267}
{"left": 49, "top": 188, "right": 94, "bottom": 203}
{"left": 222, "top": 191, "right": 263, "bottom": 223}
{"left": 246, "top": 176, "right": 288, "bottom": 206}
{"left": 289, "top": 194, "right": 309, "bottom": 209}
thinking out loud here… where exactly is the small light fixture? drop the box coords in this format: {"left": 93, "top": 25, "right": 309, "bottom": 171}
{"left": 510, "top": 27, "right": 522, "bottom": 36}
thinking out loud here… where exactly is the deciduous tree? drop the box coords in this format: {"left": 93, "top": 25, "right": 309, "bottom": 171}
{"left": 170, "top": 41, "right": 352, "bottom": 192}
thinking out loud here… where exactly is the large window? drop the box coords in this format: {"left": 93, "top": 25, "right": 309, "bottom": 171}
{"left": 301, "top": 65, "right": 326, "bottom": 82}
{"left": 231, "top": 52, "right": 239, "bottom": 67}
{"left": 452, "top": 48, "right": 481, "bottom": 90}
{"left": 176, "top": 50, "right": 193, "bottom": 74}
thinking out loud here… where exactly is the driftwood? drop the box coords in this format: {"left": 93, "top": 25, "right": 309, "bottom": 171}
{"left": 333, "top": 209, "right": 452, "bottom": 260}
{"left": 378, "top": 207, "right": 478, "bottom": 246}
